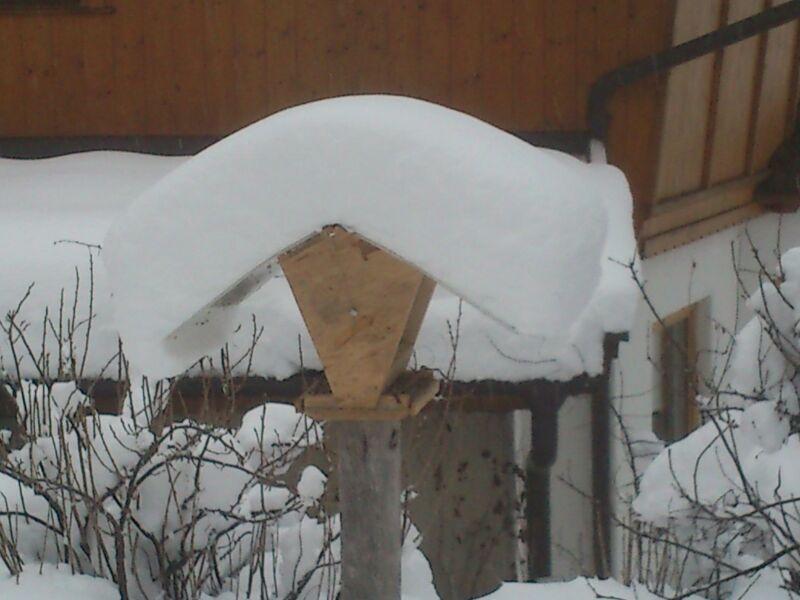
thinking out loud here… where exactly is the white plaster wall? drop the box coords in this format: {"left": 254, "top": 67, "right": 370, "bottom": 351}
{"left": 608, "top": 212, "right": 800, "bottom": 577}
{"left": 550, "top": 394, "right": 595, "bottom": 579}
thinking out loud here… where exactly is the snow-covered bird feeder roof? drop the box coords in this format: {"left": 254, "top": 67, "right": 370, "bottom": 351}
{"left": 0, "top": 99, "right": 638, "bottom": 391}
{"left": 102, "top": 96, "right": 635, "bottom": 382}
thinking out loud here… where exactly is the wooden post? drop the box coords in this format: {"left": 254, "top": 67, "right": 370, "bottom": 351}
{"left": 334, "top": 420, "right": 402, "bottom": 600}
{"left": 279, "top": 226, "right": 439, "bottom": 600}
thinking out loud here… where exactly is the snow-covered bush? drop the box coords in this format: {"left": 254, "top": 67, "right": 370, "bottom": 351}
{"left": 630, "top": 247, "right": 800, "bottom": 599}
{"left": 0, "top": 379, "right": 340, "bottom": 599}
{"left": 0, "top": 266, "right": 439, "bottom": 599}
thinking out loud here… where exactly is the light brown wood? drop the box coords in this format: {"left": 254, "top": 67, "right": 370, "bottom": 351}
{"left": 751, "top": 0, "right": 799, "bottom": 171}
{"left": 279, "top": 226, "right": 436, "bottom": 412}
{"left": 708, "top": 0, "right": 765, "bottom": 185}
{"left": 654, "top": 0, "right": 723, "bottom": 200}
{"left": 643, "top": 203, "right": 764, "bottom": 257}
{"left": 642, "top": 172, "right": 769, "bottom": 238}
{"left": 299, "top": 373, "right": 439, "bottom": 421}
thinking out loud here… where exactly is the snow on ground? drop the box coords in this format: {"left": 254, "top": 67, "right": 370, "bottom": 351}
{"left": 0, "top": 569, "right": 703, "bottom": 600}
{"left": 481, "top": 577, "right": 703, "bottom": 599}
{"left": 632, "top": 247, "right": 800, "bottom": 597}
{"left": 0, "top": 563, "right": 119, "bottom": 600}
{"left": 0, "top": 98, "right": 638, "bottom": 384}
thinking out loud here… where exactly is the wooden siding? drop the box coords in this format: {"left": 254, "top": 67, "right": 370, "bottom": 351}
{"left": 643, "top": 0, "right": 800, "bottom": 256}
{"left": 0, "top": 0, "right": 671, "bottom": 137}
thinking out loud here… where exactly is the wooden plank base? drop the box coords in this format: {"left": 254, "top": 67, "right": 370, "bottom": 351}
{"left": 298, "top": 369, "right": 440, "bottom": 421}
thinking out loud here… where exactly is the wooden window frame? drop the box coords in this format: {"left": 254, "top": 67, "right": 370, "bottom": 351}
{"left": 652, "top": 303, "right": 702, "bottom": 443}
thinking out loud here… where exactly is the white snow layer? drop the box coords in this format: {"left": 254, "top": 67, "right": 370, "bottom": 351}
{"left": 1, "top": 97, "right": 638, "bottom": 383}
{"left": 0, "top": 569, "right": 702, "bottom": 600}
{"left": 103, "top": 96, "right": 634, "bottom": 379}
{"left": 480, "top": 577, "right": 703, "bottom": 599}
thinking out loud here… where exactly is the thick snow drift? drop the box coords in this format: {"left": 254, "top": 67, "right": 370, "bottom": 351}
{"left": 102, "top": 96, "right": 622, "bottom": 378}
{"left": 0, "top": 104, "right": 637, "bottom": 383}
{"left": 0, "top": 153, "right": 183, "bottom": 380}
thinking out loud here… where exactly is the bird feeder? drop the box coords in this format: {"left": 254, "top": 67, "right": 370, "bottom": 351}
{"left": 278, "top": 224, "right": 440, "bottom": 599}
{"left": 279, "top": 225, "right": 439, "bottom": 420}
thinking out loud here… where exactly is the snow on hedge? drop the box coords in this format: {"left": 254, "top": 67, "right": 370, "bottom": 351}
{"left": 0, "top": 563, "right": 119, "bottom": 600}
{"left": 633, "top": 247, "right": 800, "bottom": 597}
{"left": 0, "top": 152, "right": 183, "bottom": 381}
{"left": 102, "top": 96, "right": 632, "bottom": 379}
{"left": 0, "top": 99, "right": 637, "bottom": 384}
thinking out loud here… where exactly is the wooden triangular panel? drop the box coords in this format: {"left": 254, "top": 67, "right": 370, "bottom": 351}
{"left": 279, "top": 226, "right": 435, "bottom": 409}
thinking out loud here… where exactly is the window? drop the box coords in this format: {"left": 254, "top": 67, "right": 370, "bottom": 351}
{"left": 653, "top": 304, "right": 702, "bottom": 442}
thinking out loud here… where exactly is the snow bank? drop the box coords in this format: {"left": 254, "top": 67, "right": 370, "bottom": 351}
{"left": 633, "top": 247, "right": 800, "bottom": 595}
{"left": 0, "top": 563, "right": 118, "bottom": 600}
{"left": 0, "top": 567, "right": 692, "bottom": 600}
{"left": 103, "top": 96, "right": 626, "bottom": 378}
{"left": 480, "top": 577, "right": 702, "bottom": 599}
{"left": 0, "top": 152, "right": 184, "bottom": 381}
{"left": 1, "top": 99, "right": 637, "bottom": 384}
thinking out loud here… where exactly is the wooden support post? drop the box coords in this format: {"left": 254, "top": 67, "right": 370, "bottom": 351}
{"left": 279, "top": 226, "right": 438, "bottom": 599}
{"left": 334, "top": 420, "right": 402, "bottom": 600}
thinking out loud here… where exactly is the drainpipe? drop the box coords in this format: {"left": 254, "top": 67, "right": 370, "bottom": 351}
{"left": 587, "top": 0, "right": 800, "bottom": 143}
{"left": 590, "top": 334, "right": 626, "bottom": 579}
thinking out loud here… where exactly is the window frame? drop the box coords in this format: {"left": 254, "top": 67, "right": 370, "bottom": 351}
{"left": 652, "top": 303, "right": 703, "bottom": 443}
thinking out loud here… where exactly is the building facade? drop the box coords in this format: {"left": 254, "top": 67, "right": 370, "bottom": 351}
{"left": 2, "top": 0, "right": 800, "bottom": 594}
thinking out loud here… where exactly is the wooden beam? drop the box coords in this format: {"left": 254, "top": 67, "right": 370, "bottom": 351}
{"left": 641, "top": 171, "right": 768, "bottom": 239}
{"left": 643, "top": 202, "right": 764, "bottom": 257}
{"left": 298, "top": 369, "right": 440, "bottom": 421}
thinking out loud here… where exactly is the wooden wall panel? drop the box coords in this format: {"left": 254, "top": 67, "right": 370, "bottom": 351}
{"left": 295, "top": 0, "right": 331, "bottom": 102}
{"left": 263, "top": 0, "right": 297, "bottom": 114}
{"left": 751, "top": 0, "right": 799, "bottom": 171}
{"left": 386, "top": 0, "right": 419, "bottom": 97}
{"left": 0, "top": 0, "right": 674, "bottom": 137}
{"left": 82, "top": 14, "right": 116, "bottom": 131}
{"left": 417, "top": 0, "right": 451, "bottom": 106}
{"left": 481, "top": 0, "right": 516, "bottom": 128}
{"left": 512, "top": 0, "right": 546, "bottom": 130}
{"left": 172, "top": 0, "right": 210, "bottom": 133}
{"left": 16, "top": 16, "right": 55, "bottom": 136}
{"left": 0, "top": 20, "right": 15, "bottom": 132}
{"left": 354, "top": 1, "right": 390, "bottom": 93}
{"left": 642, "top": 0, "right": 800, "bottom": 255}
{"left": 448, "top": 0, "right": 482, "bottom": 118}
{"left": 707, "top": 0, "right": 765, "bottom": 185}
{"left": 50, "top": 16, "right": 87, "bottom": 134}
{"left": 110, "top": 0, "right": 146, "bottom": 133}
{"left": 543, "top": 0, "right": 577, "bottom": 129}
{"left": 654, "top": 0, "right": 723, "bottom": 200}
{"left": 607, "top": 0, "right": 675, "bottom": 229}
